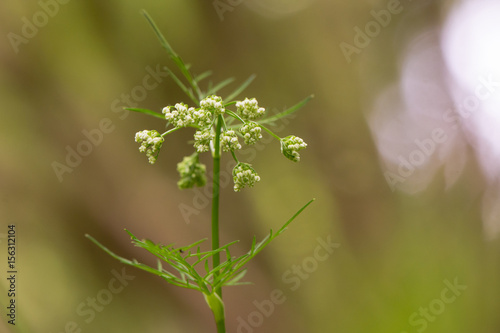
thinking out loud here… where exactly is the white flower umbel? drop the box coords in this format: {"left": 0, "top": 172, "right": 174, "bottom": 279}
{"left": 281, "top": 135, "right": 307, "bottom": 162}
{"left": 192, "top": 107, "right": 213, "bottom": 127}
{"left": 135, "top": 130, "right": 165, "bottom": 164}
{"left": 194, "top": 128, "right": 214, "bottom": 153}
{"left": 200, "top": 95, "right": 225, "bottom": 116}
{"left": 232, "top": 163, "right": 261, "bottom": 192}
{"left": 163, "top": 102, "right": 196, "bottom": 128}
{"left": 239, "top": 121, "right": 262, "bottom": 145}
{"left": 220, "top": 130, "right": 241, "bottom": 152}
{"left": 236, "top": 98, "right": 265, "bottom": 120}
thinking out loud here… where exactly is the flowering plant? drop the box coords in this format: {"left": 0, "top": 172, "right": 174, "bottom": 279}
{"left": 86, "top": 10, "right": 313, "bottom": 333}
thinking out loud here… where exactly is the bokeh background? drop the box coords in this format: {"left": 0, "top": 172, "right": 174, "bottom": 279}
{"left": 1, "top": 0, "right": 500, "bottom": 332}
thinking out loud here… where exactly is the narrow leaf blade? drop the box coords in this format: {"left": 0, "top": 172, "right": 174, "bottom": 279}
{"left": 207, "top": 77, "right": 235, "bottom": 96}
{"left": 126, "top": 108, "right": 165, "bottom": 120}
{"left": 258, "top": 95, "right": 314, "bottom": 125}
{"left": 224, "top": 74, "right": 256, "bottom": 102}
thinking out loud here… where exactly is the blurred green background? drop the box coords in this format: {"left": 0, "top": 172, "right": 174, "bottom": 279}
{"left": 1, "top": 0, "right": 499, "bottom": 332}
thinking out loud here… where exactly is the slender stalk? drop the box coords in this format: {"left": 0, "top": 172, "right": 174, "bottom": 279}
{"left": 215, "top": 315, "right": 225, "bottom": 333}
{"left": 212, "top": 115, "right": 222, "bottom": 293}
{"left": 211, "top": 114, "right": 226, "bottom": 332}
{"left": 260, "top": 124, "right": 282, "bottom": 141}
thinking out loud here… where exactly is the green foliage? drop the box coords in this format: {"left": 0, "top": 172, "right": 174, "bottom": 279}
{"left": 256, "top": 94, "right": 314, "bottom": 126}
{"left": 126, "top": 107, "right": 164, "bottom": 119}
{"left": 85, "top": 199, "right": 314, "bottom": 296}
{"left": 141, "top": 10, "right": 258, "bottom": 105}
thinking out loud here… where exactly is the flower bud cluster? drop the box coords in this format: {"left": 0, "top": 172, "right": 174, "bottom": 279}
{"left": 281, "top": 135, "right": 307, "bottom": 162}
{"left": 200, "top": 95, "right": 225, "bottom": 116}
{"left": 163, "top": 103, "right": 196, "bottom": 128}
{"left": 239, "top": 121, "right": 262, "bottom": 145}
{"left": 233, "top": 163, "right": 261, "bottom": 192}
{"left": 236, "top": 98, "right": 265, "bottom": 120}
{"left": 135, "top": 130, "right": 164, "bottom": 164}
{"left": 135, "top": 94, "right": 308, "bottom": 191}
{"left": 176, "top": 153, "right": 207, "bottom": 189}
{"left": 220, "top": 130, "right": 241, "bottom": 152}
{"left": 192, "top": 107, "right": 212, "bottom": 127}
{"left": 194, "top": 128, "right": 214, "bottom": 153}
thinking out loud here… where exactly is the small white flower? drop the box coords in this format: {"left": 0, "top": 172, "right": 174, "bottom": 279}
{"left": 220, "top": 130, "right": 241, "bottom": 152}
{"left": 281, "top": 135, "right": 307, "bottom": 162}
{"left": 194, "top": 128, "right": 214, "bottom": 153}
{"left": 135, "top": 130, "right": 164, "bottom": 164}
{"left": 239, "top": 122, "right": 262, "bottom": 145}
{"left": 200, "top": 95, "right": 225, "bottom": 116}
{"left": 162, "top": 103, "right": 196, "bottom": 128}
{"left": 236, "top": 98, "right": 265, "bottom": 120}
{"left": 232, "top": 163, "right": 261, "bottom": 191}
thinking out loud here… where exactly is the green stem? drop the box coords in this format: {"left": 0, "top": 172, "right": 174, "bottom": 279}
{"left": 161, "top": 126, "right": 182, "bottom": 137}
{"left": 205, "top": 293, "right": 226, "bottom": 333}
{"left": 212, "top": 115, "right": 226, "bottom": 333}
{"left": 212, "top": 114, "right": 224, "bottom": 295}
{"left": 224, "top": 109, "right": 246, "bottom": 124}
{"left": 230, "top": 150, "right": 239, "bottom": 164}
{"left": 260, "top": 124, "right": 282, "bottom": 140}
{"left": 216, "top": 317, "right": 226, "bottom": 333}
